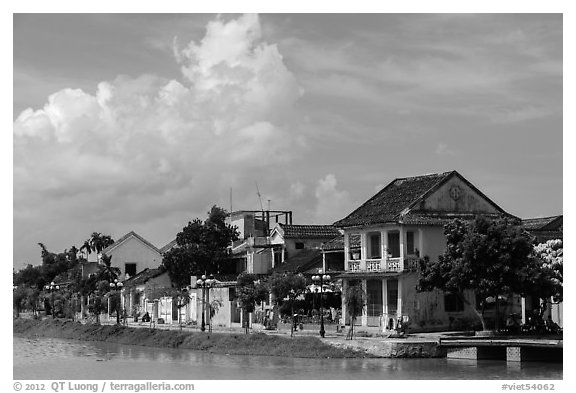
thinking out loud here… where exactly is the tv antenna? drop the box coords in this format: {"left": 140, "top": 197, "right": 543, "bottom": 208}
{"left": 255, "top": 182, "right": 265, "bottom": 212}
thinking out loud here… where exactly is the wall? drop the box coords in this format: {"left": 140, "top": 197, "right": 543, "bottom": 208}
{"left": 400, "top": 273, "right": 479, "bottom": 332}
{"left": 420, "top": 226, "right": 446, "bottom": 263}
{"left": 106, "top": 236, "right": 162, "bottom": 279}
{"left": 195, "top": 286, "right": 233, "bottom": 328}
{"left": 420, "top": 176, "right": 500, "bottom": 214}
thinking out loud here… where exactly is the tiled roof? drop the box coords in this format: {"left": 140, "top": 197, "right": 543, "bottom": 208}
{"left": 401, "top": 212, "right": 506, "bottom": 226}
{"left": 271, "top": 249, "right": 323, "bottom": 273}
{"left": 321, "top": 235, "right": 360, "bottom": 251}
{"left": 334, "top": 171, "right": 512, "bottom": 228}
{"left": 522, "top": 215, "right": 563, "bottom": 243}
{"left": 277, "top": 223, "right": 341, "bottom": 239}
{"left": 123, "top": 268, "right": 166, "bottom": 287}
{"left": 102, "top": 231, "right": 161, "bottom": 255}
{"left": 334, "top": 172, "right": 454, "bottom": 228}
{"left": 159, "top": 239, "right": 178, "bottom": 254}
{"left": 522, "top": 216, "right": 563, "bottom": 231}
{"left": 322, "top": 236, "right": 345, "bottom": 251}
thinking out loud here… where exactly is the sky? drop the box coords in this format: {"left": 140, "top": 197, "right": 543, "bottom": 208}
{"left": 12, "top": 13, "right": 563, "bottom": 269}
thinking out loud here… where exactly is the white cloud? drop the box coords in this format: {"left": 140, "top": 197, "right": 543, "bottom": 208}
{"left": 313, "top": 174, "right": 352, "bottom": 224}
{"left": 13, "top": 14, "right": 304, "bottom": 264}
{"left": 289, "top": 181, "right": 305, "bottom": 199}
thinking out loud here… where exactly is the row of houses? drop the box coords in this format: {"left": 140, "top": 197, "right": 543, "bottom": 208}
{"left": 89, "top": 170, "right": 562, "bottom": 332}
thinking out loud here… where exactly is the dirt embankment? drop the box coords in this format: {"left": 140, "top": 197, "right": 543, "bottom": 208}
{"left": 13, "top": 318, "right": 371, "bottom": 359}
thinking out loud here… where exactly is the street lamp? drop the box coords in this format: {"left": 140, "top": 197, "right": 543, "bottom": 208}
{"left": 109, "top": 279, "right": 124, "bottom": 325}
{"left": 45, "top": 282, "right": 60, "bottom": 319}
{"left": 312, "top": 270, "right": 331, "bottom": 338}
{"left": 196, "top": 274, "right": 216, "bottom": 332}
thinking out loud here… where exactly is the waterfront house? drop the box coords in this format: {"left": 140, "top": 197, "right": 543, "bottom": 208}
{"left": 269, "top": 223, "right": 341, "bottom": 269}
{"left": 102, "top": 231, "right": 163, "bottom": 280}
{"left": 120, "top": 268, "right": 176, "bottom": 321}
{"left": 333, "top": 170, "right": 520, "bottom": 332}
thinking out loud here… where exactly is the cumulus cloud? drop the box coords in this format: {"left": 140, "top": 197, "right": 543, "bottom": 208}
{"left": 312, "top": 174, "right": 352, "bottom": 224}
{"left": 289, "top": 181, "right": 305, "bottom": 199}
{"left": 13, "top": 14, "right": 304, "bottom": 260}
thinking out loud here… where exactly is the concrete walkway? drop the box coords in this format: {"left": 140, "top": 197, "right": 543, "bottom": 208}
{"left": 94, "top": 317, "right": 452, "bottom": 357}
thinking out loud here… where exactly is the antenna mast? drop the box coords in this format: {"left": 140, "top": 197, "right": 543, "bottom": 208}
{"left": 255, "top": 182, "right": 264, "bottom": 212}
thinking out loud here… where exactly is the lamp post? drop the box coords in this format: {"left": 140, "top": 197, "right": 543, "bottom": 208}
{"left": 45, "top": 282, "right": 60, "bottom": 319}
{"left": 196, "top": 274, "right": 215, "bottom": 332}
{"left": 109, "top": 279, "right": 124, "bottom": 325}
{"left": 312, "top": 270, "right": 331, "bottom": 338}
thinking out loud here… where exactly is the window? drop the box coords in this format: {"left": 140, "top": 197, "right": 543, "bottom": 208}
{"left": 348, "top": 233, "right": 361, "bottom": 260}
{"left": 125, "top": 263, "right": 137, "bottom": 277}
{"left": 387, "top": 232, "right": 400, "bottom": 258}
{"left": 229, "top": 288, "right": 237, "bottom": 301}
{"left": 369, "top": 232, "right": 381, "bottom": 258}
{"left": 406, "top": 231, "right": 415, "bottom": 255}
{"left": 295, "top": 242, "right": 305, "bottom": 249}
{"left": 444, "top": 293, "right": 464, "bottom": 312}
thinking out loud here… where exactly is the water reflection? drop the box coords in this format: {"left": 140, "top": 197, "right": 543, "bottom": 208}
{"left": 13, "top": 336, "right": 562, "bottom": 380}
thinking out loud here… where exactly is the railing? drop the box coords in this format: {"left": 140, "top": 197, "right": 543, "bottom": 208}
{"left": 348, "top": 261, "right": 361, "bottom": 271}
{"left": 347, "top": 256, "right": 420, "bottom": 272}
{"left": 366, "top": 259, "right": 381, "bottom": 271}
{"left": 385, "top": 257, "right": 402, "bottom": 271}
{"left": 404, "top": 256, "right": 419, "bottom": 271}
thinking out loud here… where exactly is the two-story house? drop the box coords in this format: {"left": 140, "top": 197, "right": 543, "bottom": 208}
{"left": 333, "top": 170, "right": 518, "bottom": 332}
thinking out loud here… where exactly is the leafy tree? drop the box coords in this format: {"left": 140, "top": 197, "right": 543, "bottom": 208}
{"left": 268, "top": 272, "right": 307, "bottom": 337}
{"left": 418, "top": 217, "right": 536, "bottom": 331}
{"left": 13, "top": 264, "right": 45, "bottom": 290}
{"left": 521, "top": 239, "right": 563, "bottom": 316}
{"left": 345, "top": 284, "right": 365, "bottom": 340}
{"left": 13, "top": 286, "right": 29, "bottom": 317}
{"left": 236, "top": 273, "right": 268, "bottom": 334}
{"left": 162, "top": 206, "right": 239, "bottom": 288}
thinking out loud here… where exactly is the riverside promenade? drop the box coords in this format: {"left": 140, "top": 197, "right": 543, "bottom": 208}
{"left": 94, "top": 316, "right": 562, "bottom": 361}
{"left": 93, "top": 317, "right": 452, "bottom": 358}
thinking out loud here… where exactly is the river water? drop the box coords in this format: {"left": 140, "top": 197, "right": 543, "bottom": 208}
{"left": 13, "top": 336, "right": 562, "bottom": 380}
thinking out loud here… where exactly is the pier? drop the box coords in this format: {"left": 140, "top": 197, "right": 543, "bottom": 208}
{"left": 439, "top": 337, "right": 562, "bottom": 363}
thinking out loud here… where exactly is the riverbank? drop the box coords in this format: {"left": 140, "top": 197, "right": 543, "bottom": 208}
{"left": 13, "top": 318, "right": 371, "bottom": 358}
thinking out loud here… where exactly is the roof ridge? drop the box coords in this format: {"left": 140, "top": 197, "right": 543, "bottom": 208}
{"left": 522, "top": 215, "right": 562, "bottom": 221}
{"left": 103, "top": 230, "right": 161, "bottom": 254}
{"left": 394, "top": 170, "right": 454, "bottom": 182}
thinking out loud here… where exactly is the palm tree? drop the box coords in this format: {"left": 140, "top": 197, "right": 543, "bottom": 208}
{"left": 80, "top": 232, "right": 115, "bottom": 262}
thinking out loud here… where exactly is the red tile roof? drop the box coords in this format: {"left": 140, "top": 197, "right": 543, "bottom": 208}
{"left": 522, "top": 215, "right": 563, "bottom": 243}
{"left": 522, "top": 216, "right": 563, "bottom": 231}
{"left": 271, "top": 249, "right": 323, "bottom": 273}
{"left": 277, "top": 223, "right": 341, "bottom": 239}
{"left": 334, "top": 170, "right": 512, "bottom": 228}
{"left": 334, "top": 172, "right": 454, "bottom": 228}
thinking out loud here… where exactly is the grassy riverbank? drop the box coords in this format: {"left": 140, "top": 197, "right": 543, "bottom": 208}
{"left": 13, "top": 318, "right": 370, "bottom": 358}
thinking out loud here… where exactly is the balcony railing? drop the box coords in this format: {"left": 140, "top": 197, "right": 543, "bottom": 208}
{"left": 346, "top": 255, "right": 420, "bottom": 272}
{"left": 404, "top": 256, "right": 419, "bottom": 271}
{"left": 366, "top": 259, "right": 381, "bottom": 271}
{"left": 348, "top": 261, "right": 361, "bottom": 272}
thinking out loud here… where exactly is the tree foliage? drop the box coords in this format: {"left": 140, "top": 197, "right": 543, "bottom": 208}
{"left": 80, "top": 232, "right": 114, "bottom": 258}
{"left": 236, "top": 272, "right": 268, "bottom": 333}
{"left": 521, "top": 239, "right": 563, "bottom": 313}
{"left": 345, "top": 284, "right": 365, "bottom": 340}
{"left": 417, "top": 217, "right": 536, "bottom": 330}
{"left": 268, "top": 272, "right": 307, "bottom": 337}
{"left": 161, "top": 206, "right": 239, "bottom": 288}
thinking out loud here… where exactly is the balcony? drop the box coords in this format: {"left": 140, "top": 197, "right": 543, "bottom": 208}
{"left": 346, "top": 255, "right": 420, "bottom": 273}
